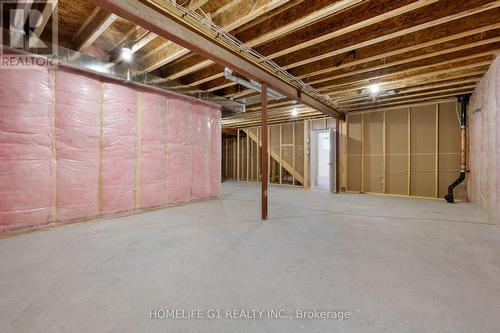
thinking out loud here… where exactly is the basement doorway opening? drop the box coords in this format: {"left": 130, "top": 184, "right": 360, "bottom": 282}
{"left": 310, "top": 130, "right": 336, "bottom": 192}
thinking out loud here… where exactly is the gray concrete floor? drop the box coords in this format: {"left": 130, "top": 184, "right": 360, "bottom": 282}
{"left": 1, "top": 181, "right": 499, "bottom": 333}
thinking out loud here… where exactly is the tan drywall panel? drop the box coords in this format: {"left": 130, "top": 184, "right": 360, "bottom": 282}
{"left": 438, "top": 102, "right": 465, "bottom": 199}
{"left": 385, "top": 108, "right": 409, "bottom": 195}
{"left": 347, "top": 114, "right": 362, "bottom": 191}
{"left": 363, "top": 112, "right": 384, "bottom": 193}
{"left": 411, "top": 105, "right": 437, "bottom": 197}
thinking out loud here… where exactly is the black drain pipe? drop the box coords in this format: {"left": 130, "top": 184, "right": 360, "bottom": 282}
{"left": 445, "top": 94, "right": 471, "bottom": 203}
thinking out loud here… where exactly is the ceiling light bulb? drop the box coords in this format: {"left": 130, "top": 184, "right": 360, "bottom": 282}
{"left": 368, "top": 84, "right": 380, "bottom": 95}
{"left": 121, "top": 47, "right": 133, "bottom": 62}
{"left": 291, "top": 109, "right": 298, "bottom": 117}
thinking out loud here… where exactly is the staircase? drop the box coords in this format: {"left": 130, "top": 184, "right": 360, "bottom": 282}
{"left": 242, "top": 129, "right": 304, "bottom": 184}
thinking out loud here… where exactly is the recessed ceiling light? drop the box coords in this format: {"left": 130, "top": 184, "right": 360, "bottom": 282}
{"left": 368, "top": 84, "right": 380, "bottom": 95}
{"left": 121, "top": 47, "right": 133, "bottom": 62}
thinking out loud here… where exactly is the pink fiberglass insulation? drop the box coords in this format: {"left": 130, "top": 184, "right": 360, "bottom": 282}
{"left": 55, "top": 69, "right": 100, "bottom": 221}
{"left": 0, "top": 67, "right": 53, "bottom": 231}
{"left": 468, "top": 57, "right": 500, "bottom": 223}
{"left": 102, "top": 82, "right": 137, "bottom": 214}
{"left": 140, "top": 89, "right": 167, "bottom": 208}
{"left": 0, "top": 64, "right": 221, "bottom": 232}
{"left": 191, "top": 103, "right": 212, "bottom": 200}
{"left": 210, "top": 107, "right": 222, "bottom": 197}
{"left": 166, "top": 96, "right": 192, "bottom": 204}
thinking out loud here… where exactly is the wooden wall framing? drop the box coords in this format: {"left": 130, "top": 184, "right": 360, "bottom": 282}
{"left": 222, "top": 117, "right": 345, "bottom": 190}
{"left": 345, "top": 101, "right": 466, "bottom": 199}
{"left": 222, "top": 121, "right": 308, "bottom": 187}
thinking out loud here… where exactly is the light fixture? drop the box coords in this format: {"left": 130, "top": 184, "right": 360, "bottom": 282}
{"left": 121, "top": 47, "right": 133, "bottom": 63}
{"left": 291, "top": 108, "right": 299, "bottom": 117}
{"left": 368, "top": 84, "right": 380, "bottom": 96}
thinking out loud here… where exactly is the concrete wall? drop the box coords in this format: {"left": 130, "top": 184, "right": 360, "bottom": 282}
{"left": 468, "top": 55, "right": 500, "bottom": 224}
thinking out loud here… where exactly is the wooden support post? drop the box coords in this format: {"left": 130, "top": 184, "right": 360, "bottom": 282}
{"left": 407, "top": 108, "right": 411, "bottom": 196}
{"left": 250, "top": 129, "right": 254, "bottom": 181}
{"left": 246, "top": 131, "right": 249, "bottom": 181}
{"left": 225, "top": 139, "right": 228, "bottom": 179}
{"left": 383, "top": 111, "right": 386, "bottom": 194}
{"left": 237, "top": 129, "right": 240, "bottom": 181}
{"left": 279, "top": 125, "right": 283, "bottom": 185}
{"left": 304, "top": 120, "right": 310, "bottom": 188}
{"left": 435, "top": 104, "right": 439, "bottom": 198}
{"left": 257, "top": 127, "right": 260, "bottom": 181}
{"left": 292, "top": 123, "right": 296, "bottom": 186}
{"left": 261, "top": 83, "right": 269, "bottom": 220}
{"left": 361, "top": 113, "right": 365, "bottom": 193}
{"left": 336, "top": 118, "right": 340, "bottom": 193}
{"left": 345, "top": 116, "right": 349, "bottom": 191}
{"left": 267, "top": 126, "right": 271, "bottom": 184}
{"left": 233, "top": 138, "right": 236, "bottom": 178}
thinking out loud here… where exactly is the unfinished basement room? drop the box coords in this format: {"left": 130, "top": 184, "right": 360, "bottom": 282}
{"left": 1, "top": 0, "right": 500, "bottom": 332}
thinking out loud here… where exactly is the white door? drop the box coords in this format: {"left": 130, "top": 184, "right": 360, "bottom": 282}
{"left": 311, "top": 131, "right": 331, "bottom": 190}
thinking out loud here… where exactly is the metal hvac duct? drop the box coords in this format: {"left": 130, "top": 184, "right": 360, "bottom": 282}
{"left": 224, "top": 68, "right": 286, "bottom": 100}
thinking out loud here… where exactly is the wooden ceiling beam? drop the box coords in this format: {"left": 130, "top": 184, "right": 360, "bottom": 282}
{"left": 245, "top": 77, "right": 482, "bottom": 113}
{"left": 332, "top": 77, "right": 483, "bottom": 103}
{"left": 217, "top": 1, "right": 500, "bottom": 97}
{"left": 139, "top": 0, "right": 291, "bottom": 73}
{"left": 223, "top": 89, "right": 471, "bottom": 128}
{"left": 73, "top": 7, "right": 117, "bottom": 51}
{"left": 339, "top": 85, "right": 477, "bottom": 107}
{"left": 312, "top": 47, "right": 499, "bottom": 91}
{"left": 224, "top": 54, "right": 491, "bottom": 100}
{"left": 33, "top": 0, "right": 58, "bottom": 37}
{"left": 274, "top": 0, "right": 500, "bottom": 69}
{"left": 202, "top": 38, "right": 500, "bottom": 92}
{"left": 87, "top": 0, "right": 342, "bottom": 119}
{"left": 155, "top": 0, "right": 365, "bottom": 81}
{"left": 165, "top": 0, "right": 433, "bottom": 84}
{"left": 345, "top": 91, "right": 474, "bottom": 112}
{"left": 325, "top": 68, "right": 489, "bottom": 97}
{"left": 316, "top": 54, "right": 494, "bottom": 92}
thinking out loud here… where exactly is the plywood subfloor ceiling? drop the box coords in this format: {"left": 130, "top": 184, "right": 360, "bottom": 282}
{"left": 35, "top": 0, "right": 500, "bottom": 127}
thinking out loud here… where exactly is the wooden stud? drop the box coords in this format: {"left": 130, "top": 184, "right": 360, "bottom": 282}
{"left": 98, "top": 83, "right": 104, "bottom": 213}
{"left": 246, "top": 131, "right": 249, "bottom": 181}
{"left": 233, "top": 138, "right": 236, "bottom": 179}
{"left": 435, "top": 104, "right": 439, "bottom": 198}
{"left": 383, "top": 110, "right": 386, "bottom": 194}
{"left": 279, "top": 125, "right": 283, "bottom": 185}
{"left": 135, "top": 90, "right": 142, "bottom": 209}
{"left": 237, "top": 129, "right": 240, "bottom": 181}
{"left": 268, "top": 126, "right": 271, "bottom": 184}
{"left": 292, "top": 123, "right": 296, "bottom": 186}
{"left": 304, "top": 120, "right": 310, "bottom": 188}
{"left": 73, "top": 8, "right": 117, "bottom": 51}
{"left": 345, "top": 115, "right": 349, "bottom": 191}
{"left": 407, "top": 107, "right": 411, "bottom": 196}
{"left": 335, "top": 118, "right": 340, "bottom": 193}
{"left": 261, "top": 82, "right": 269, "bottom": 220}
{"left": 50, "top": 69, "right": 57, "bottom": 222}
{"left": 257, "top": 127, "right": 260, "bottom": 181}
{"left": 361, "top": 113, "right": 364, "bottom": 193}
